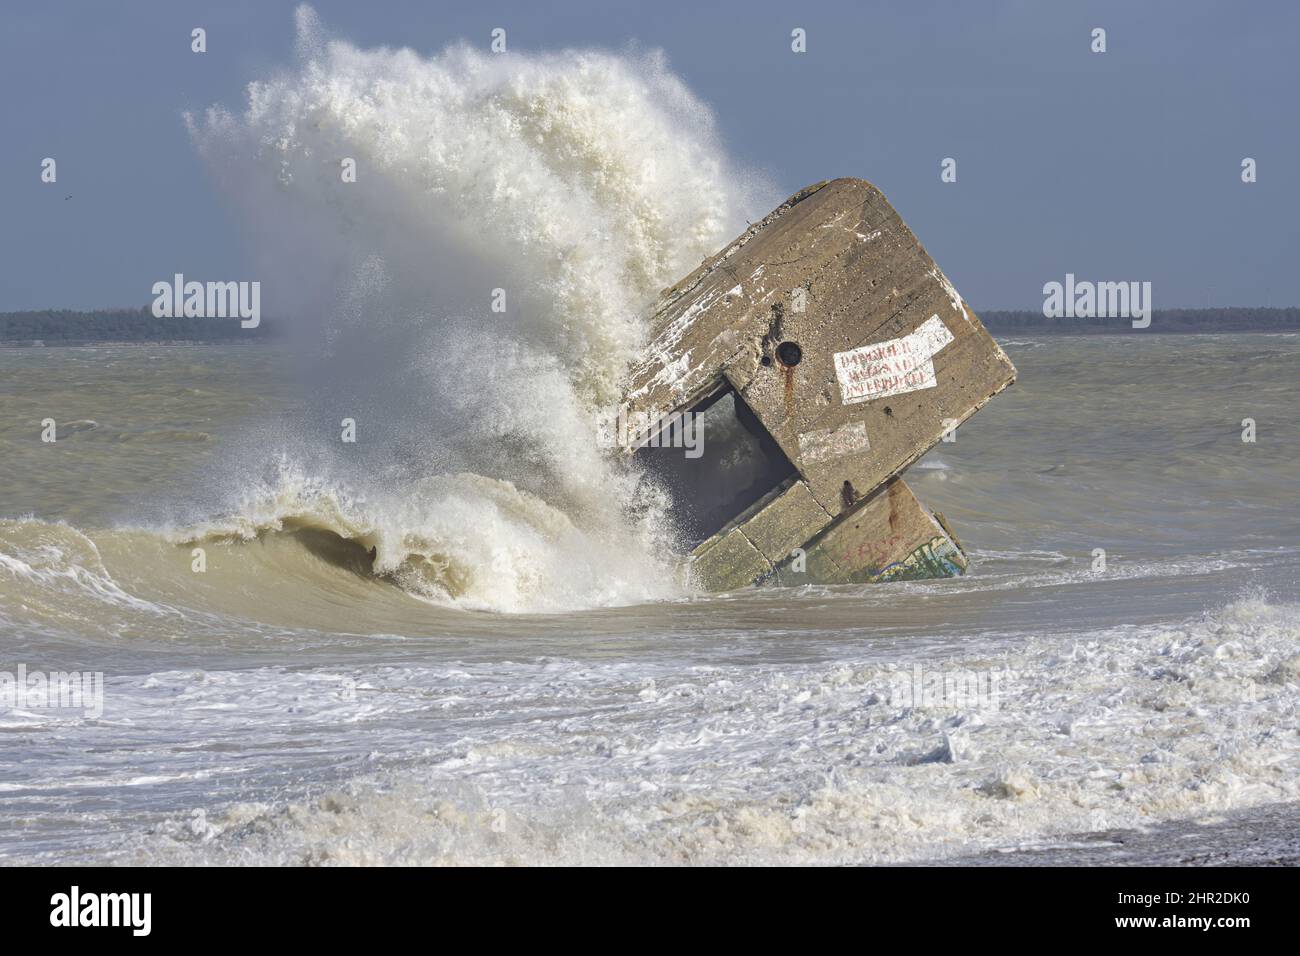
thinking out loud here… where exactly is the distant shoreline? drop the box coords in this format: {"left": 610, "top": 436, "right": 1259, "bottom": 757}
{"left": 979, "top": 307, "right": 1300, "bottom": 336}
{"left": 11, "top": 332, "right": 1297, "bottom": 349}
{"left": 1, "top": 307, "right": 1298, "bottom": 344}
{"left": 0, "top": 307, "right": 275, "bottom": 344}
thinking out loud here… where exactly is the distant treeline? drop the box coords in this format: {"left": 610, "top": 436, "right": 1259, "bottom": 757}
{"left": 2, "top": 306, "right": 1298, "bottom": 344}
{"left": 0, "top": 308, "right": 274, "bottom": 343}
{"left": 979, "top": 307, "right": 1300, "bottom": 335}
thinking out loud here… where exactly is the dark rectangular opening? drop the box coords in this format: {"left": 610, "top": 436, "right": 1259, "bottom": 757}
{"left": 635, "top": 387, "right": 799, "bottom": 550}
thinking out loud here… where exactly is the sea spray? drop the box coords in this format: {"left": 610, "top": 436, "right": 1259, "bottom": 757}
{"left": 188, "top": 4, "right": 765, "bottom": 402}
{"left": 182, "top": 5, "right": 773, "bottom": 611}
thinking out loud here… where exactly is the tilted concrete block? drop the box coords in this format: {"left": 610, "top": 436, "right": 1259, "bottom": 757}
{"left": 619, "top": 179, "right": 1015, "bottom": 590}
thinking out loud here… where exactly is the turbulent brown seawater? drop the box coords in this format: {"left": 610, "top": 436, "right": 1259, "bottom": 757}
{"left": 1, "top": 334, "right": 1298, "bottom": 864}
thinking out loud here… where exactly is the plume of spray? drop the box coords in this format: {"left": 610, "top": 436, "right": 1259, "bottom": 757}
{"left": 182, "top": 5, "right": 772, "bottom": 612}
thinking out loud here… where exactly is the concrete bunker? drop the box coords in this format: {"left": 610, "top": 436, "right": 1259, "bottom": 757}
{"left": 618, "top": 178, "right": 1017, "bottom": 590}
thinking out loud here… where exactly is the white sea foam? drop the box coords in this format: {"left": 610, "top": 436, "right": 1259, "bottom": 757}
{"left": 74, "top": 593, "right": 1298, "bottom": 866}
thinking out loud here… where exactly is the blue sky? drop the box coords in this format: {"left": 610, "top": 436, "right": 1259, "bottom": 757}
{"left": 2, "top": 0, "right": 1296, "bottom": 311}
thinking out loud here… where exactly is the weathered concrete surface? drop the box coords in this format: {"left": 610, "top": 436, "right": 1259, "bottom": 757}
{"left": 693, "top": 476, "right": 965, "bottom": 592}
{"left": 619, "top": 178, "right": 1015, "bottom": 590}
{"left": 690, "top": 526, "right": 771, "bottom": 593}
{"left": 770, "top": 478, "right": 966, "bottom": 586}
{"left": 690, "top": 479, "right": 828, "bottom": 591}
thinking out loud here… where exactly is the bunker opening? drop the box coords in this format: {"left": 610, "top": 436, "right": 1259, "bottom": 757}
{"left": 635, "top": 388, "right": 798, "bottom": 550}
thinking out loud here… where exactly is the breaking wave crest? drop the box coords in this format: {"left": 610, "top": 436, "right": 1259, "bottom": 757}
{"left": 171, "top": 459, "right": 688, "bottom": 613}
{"left": 176, "top": 4, "right": 770, "bottom": 613}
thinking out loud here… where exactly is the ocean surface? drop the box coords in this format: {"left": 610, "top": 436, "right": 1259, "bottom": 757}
{"left": 3, "top": 8, "right": 1299, "bottom": 865}
{"left": 1, "top": 333, "right": 1297, "bottom": 865}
